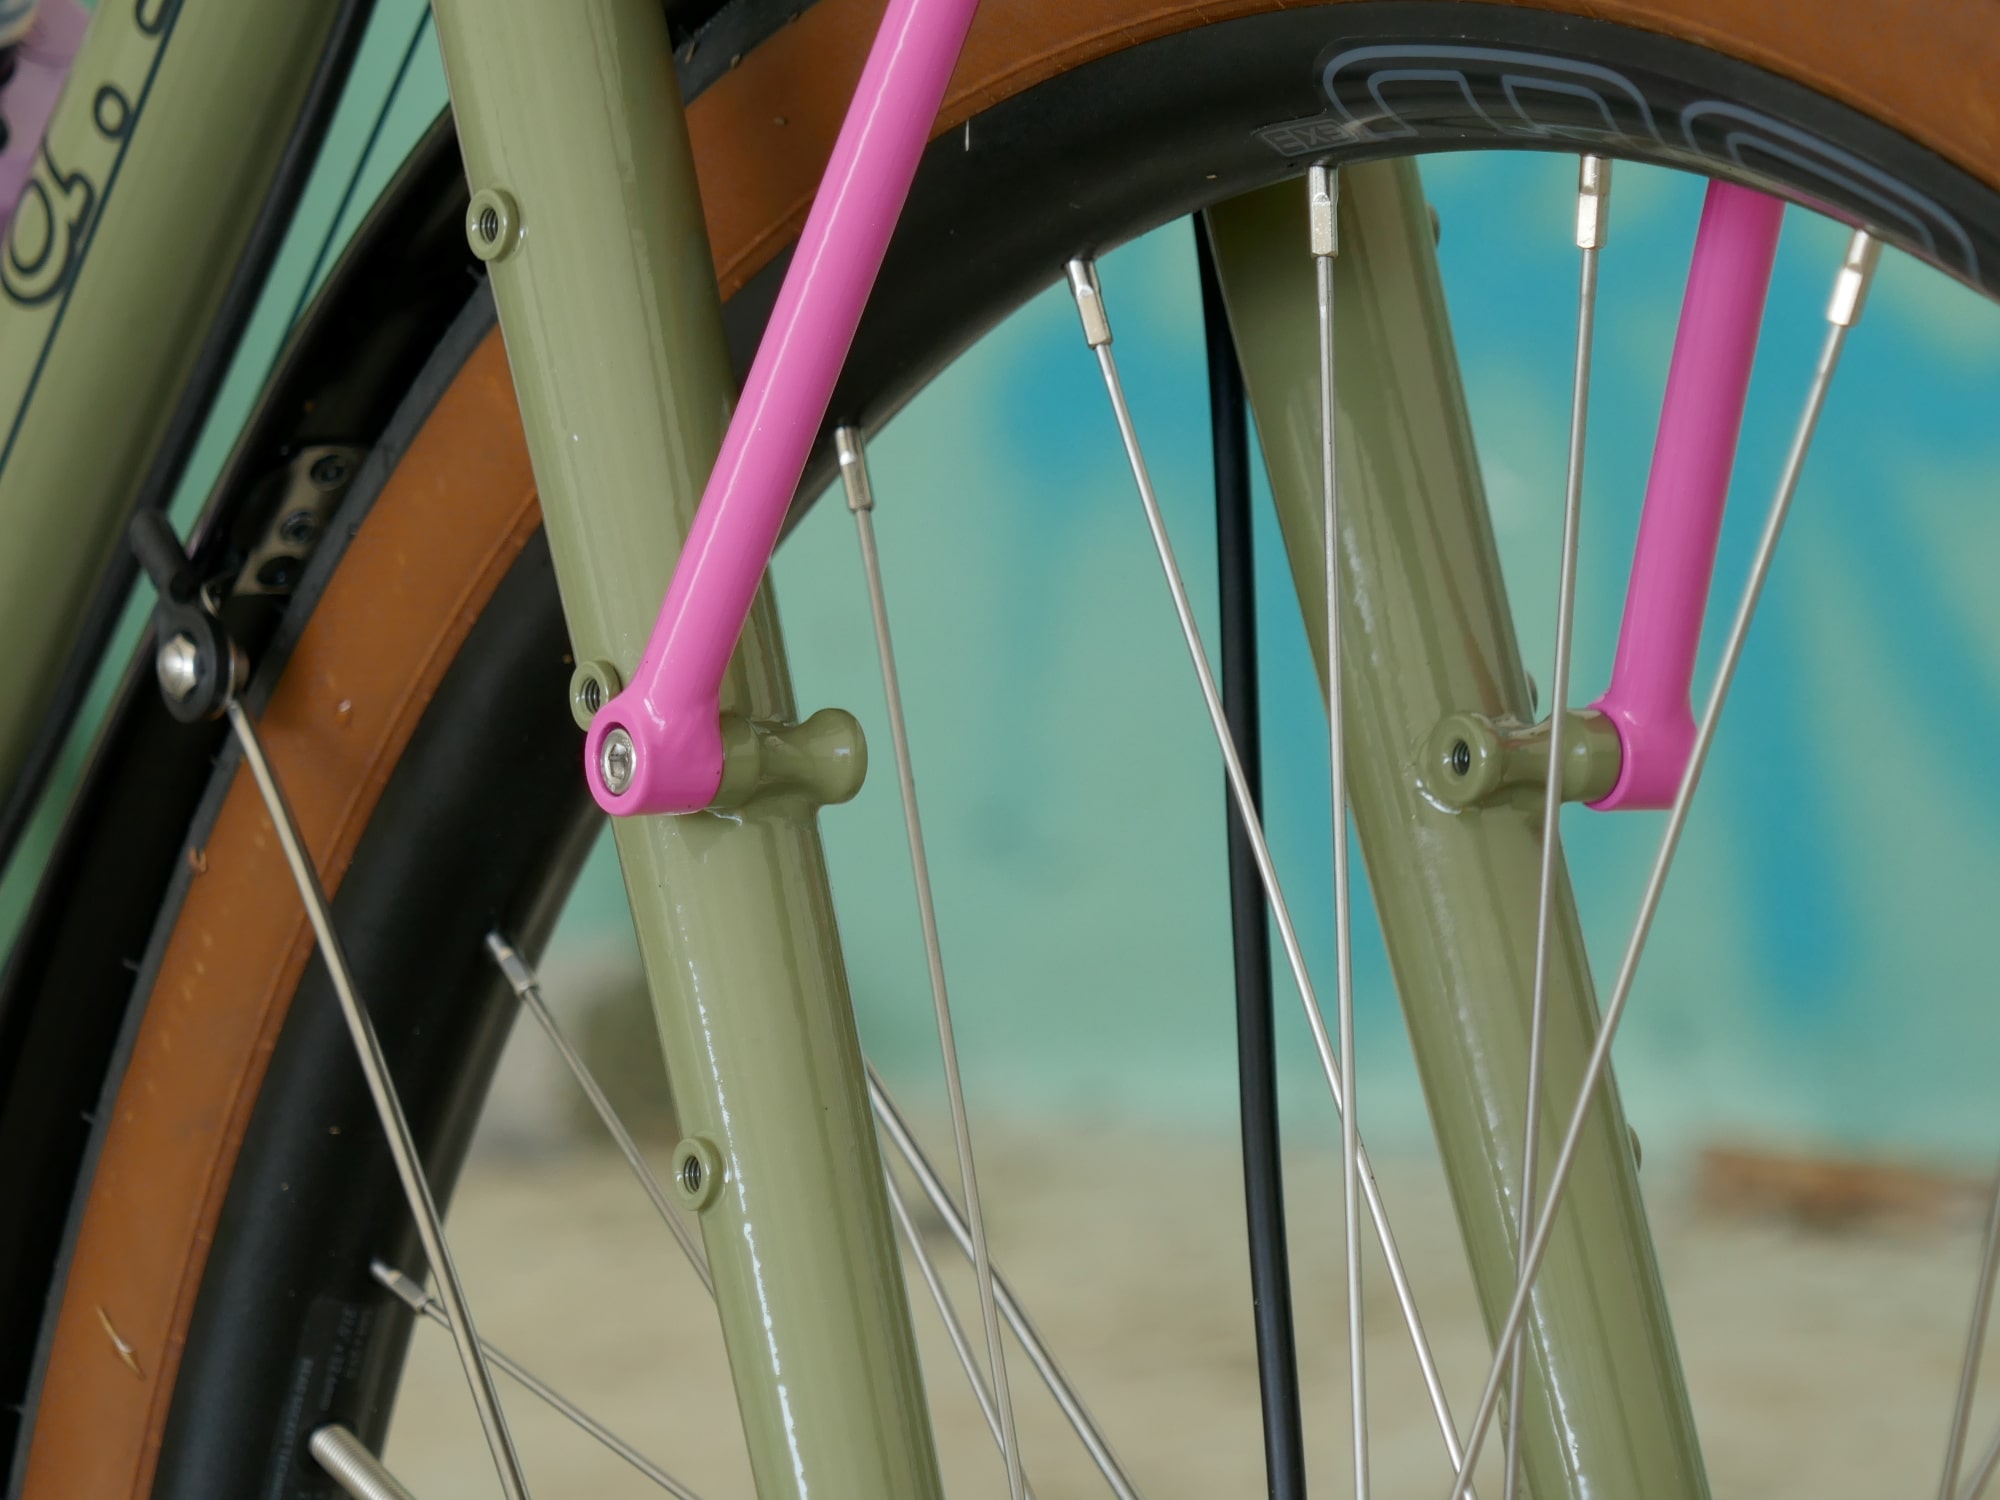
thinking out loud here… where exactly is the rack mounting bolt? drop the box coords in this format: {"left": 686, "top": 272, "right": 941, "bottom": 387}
{"left": 156, "top": 633, "right": 200, "bottom": 703}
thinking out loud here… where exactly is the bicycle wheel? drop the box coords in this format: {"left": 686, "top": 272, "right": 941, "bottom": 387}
{"left": 6, "top": 0, "right": 1999, "bottom": 1496}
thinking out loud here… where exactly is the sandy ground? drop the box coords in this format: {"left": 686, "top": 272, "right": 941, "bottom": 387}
{"left": 382, "top": 1121, "right": 2000, "bottom": 1499}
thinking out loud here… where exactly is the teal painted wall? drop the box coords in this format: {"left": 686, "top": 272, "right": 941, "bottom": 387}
{"left": 6, "top": 4, "right": 1998, "bottom": 1165}
{"left": 593, "top": 152, "right": 1998, "bottom": 1160}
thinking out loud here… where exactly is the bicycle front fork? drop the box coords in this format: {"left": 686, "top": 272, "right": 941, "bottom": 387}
{"left": 436, "top": 2, "right": 1735, "bottom": 1496}
{"left": 1209, "top": 163, "right": 1710, "bottom": 1500}
{"left": 431, "top": 4, "right": 945, "bottom": 1497}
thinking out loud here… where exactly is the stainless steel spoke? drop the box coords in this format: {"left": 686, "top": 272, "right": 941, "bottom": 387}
{"left": 1310, "top": 160, "right": 1368, "bottom": 1500}
{"left": 884, "top": 1169, "right": 1038, "bottom": 1497}
{"left": 1064, "top": 254, "right": 1476, "bottom": 1491}
{"left": 1504, "top": 153, "right": 1608, "bottom": 1500}
{"left": 372, "top": 1261, "right": 703, "bottom": 1500}
{"left": 869, "top": 1067, "right": 1144, "bottom": 1500}
{"left": 1445, "top": 226, "right": 1882, "bottom": 1500}
{"left": 1939, "top": 1167, "right": 2000, "bottom": 1499}
{"left": 838, "top": 424, "right": 1026, "bottom": 1500}
{"left": 484, "top": 930, "right": 712, "bottom": 1295}
{"left": 227, "top": 702, "right": 529, "bottom": 1500}
{"left": 312, "top": 1424, "right": 423, "bottom": 1500}
{"left": 487, "top": 926, "right": 1061, "bottom": 1497}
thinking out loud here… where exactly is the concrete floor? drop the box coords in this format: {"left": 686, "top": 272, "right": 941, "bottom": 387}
{"left": 384, "top": 1122, "right": 1998, "bottom": 1499}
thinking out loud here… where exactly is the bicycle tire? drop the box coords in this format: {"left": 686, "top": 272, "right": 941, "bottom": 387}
{"left": 11, "top": 0, "right": 2000, "bottom": 1495}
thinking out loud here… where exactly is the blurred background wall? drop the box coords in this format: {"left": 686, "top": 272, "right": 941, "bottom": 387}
{"left": 560, "top": 148, "right": 2000, "bottom": 1168}
{"left": 4, "top": 7, "right": 1997, "bottom": 1493}
{"left": 7, "top": 0, "right": 2000, "bottom": 1172}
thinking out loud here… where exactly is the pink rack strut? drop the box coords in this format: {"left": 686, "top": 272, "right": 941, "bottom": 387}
{"left": 1589, "top": 180, "right": 1785, "bottom": 810}
{"left": 586, "top": 0, "right": 982, "bottom": 816}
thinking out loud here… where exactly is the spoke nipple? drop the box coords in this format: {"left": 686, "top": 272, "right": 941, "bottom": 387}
{"left": 1065, "top": 258, "right": 1112, "bottom": 347}
{"left": 1308, "top": 162, "right": 1338, "bottom": 257}
{"left": 598, "top": 726, "right": 636, "bottom": 796}
{"left": 368, "top": 1259, "right": 431, "bottom": 1313}
{"left": 483, "top": 930, "right": 536, "bottom": 996}
{"left": 1576, "top": 154, "right": 1611, "bottom": 249}
{"left": 312, "top": 1424, "right": 421, "bottom": 1500}
{"left": 156, "top": 632, "right": 201, "bottom": 702}
{"left": 835, "top": 426, "right": 875, "bottom": 512}
{"left": 1827, "top": 229, "right": 1881, "bottom": 327}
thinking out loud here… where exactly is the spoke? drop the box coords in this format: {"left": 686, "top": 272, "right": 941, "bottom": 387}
{"left": 1504, "top": 153, "right": 1608, "bottom": 1500}
{"left": 1445, "top": 226, "right": 1882, "bottom": 1500}
{"left": 884, "top": 1170, "right": 1038, "bottom": 1497}
{"left": 1196, "top": 211, "right": 1307, "bottom": 1500}
{"left": 1065, "top": 254, "right": 1475, "bottom": 1492}
{"left": 312, "top": 1424, "right": 424, "bottom": 1500}
{"left": 480, "top": 936, "right": 1041, "bottom": 1496}
{"left": 838, "top": 425, "right": 1026, "bottom": 1500}
{"left": 227, "top": 702, "right": 529, "bottom": 1500}
{"left": 373, "top": 1261, "right": 703, "bottom": 1500}
{"left": 484, "top": 931, "right": 713, "bottom": 1295}
{"left": 490, "top": 928, "right": 1072, "bottom": 1496}
{"left": 1310, "top": 161, "right": 1368, "bottom": 1500}
{"left": 868, "top": 1067, "right": 1145, "bottom": 1500}
{"left": 1939, "top": 1167, "right": 2000, "bottom": 1499}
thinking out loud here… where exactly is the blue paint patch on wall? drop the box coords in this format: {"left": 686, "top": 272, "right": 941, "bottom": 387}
{"left": 549, "top": 149, "right": 2000, "bottom": 1161}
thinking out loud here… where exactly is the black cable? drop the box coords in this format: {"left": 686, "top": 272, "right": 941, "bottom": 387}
{"left": 283, "top": 5, "right": 433, "bottom": 336}
{"left": 0, "top": 0, "right": 378, "bottom": 875}
{"left": 1196, "top": 216, "right": 1307, "bottom": 1500}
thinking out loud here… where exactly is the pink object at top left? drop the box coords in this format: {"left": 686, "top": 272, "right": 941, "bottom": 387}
{"left": 0, "top": 1, "right": 89, "bottom": 235}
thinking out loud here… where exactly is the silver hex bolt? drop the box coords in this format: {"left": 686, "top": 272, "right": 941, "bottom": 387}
{"left": 156, "top": 633, "right": 200, "bottom": 702}
{"left": 598, "top": 726, "right": 636, "bottom": 796}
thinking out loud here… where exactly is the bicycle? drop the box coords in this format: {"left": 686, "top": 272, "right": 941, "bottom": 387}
{"left": 1, "top": 0, "right": 1997, "bottom": 1496}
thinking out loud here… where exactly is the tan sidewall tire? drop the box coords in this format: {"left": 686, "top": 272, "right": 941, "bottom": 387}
{"left": 22, "top": 1, "right": 2000, "bottom": 1493}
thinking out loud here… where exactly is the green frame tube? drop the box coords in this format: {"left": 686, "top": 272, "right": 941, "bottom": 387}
{"left": 0, "top": 0, "right": 342, "bottom": 803}
{"left": 430, "top": 4, "right": 943, "bottom": 1498}
{"left": 1208, "top": 163, "right": 1710, "bottom": 1500}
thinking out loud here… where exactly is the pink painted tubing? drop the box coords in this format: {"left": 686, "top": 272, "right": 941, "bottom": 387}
{"left": 1589, "top": 181, "right": 1785, "bottom": 810}
{"left": 0, "top": 1, "right": 89, "bottom": 231}
{"left": 588, "top": 0, "right": 982, "bottom": 815}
